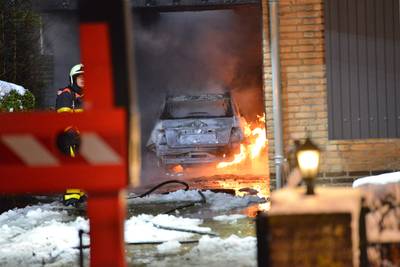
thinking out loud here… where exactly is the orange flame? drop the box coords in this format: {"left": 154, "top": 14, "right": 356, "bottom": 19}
{"left": 217, "top": 114, "right": 267, "bottom": 169}
{"left": 249, "top": 127, "right": 267, "bottom": 159}
{"left": 257, "top": 114, "right": 266, "bottom": 123}
{"left": 216, "top": 144, "right": 247, "bottom": 168}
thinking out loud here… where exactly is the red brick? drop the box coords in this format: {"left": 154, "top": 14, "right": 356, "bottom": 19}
{"left": 280, "top": 47, "right": 293, "bottom": 53}
{"left": 303, "top": 17, "right": 324, "bottom": 25}
{"left": 299, "top": 38, "right": 325, "bottom": 45}
{"left": 303, "top": 58, "right": 325, "bottom": 65}
{"left": 298, "top": 78, "right": 325, "bottom": 85}
{"left": 292, "top": 45, "right": 315, "bottom": 52}
{"left": 281, "top": 32, "right": 304, "bottom": 39}
{"left": 280, "top": 39, "right": 298, "bottom": 46}
{"left": 281, "top": 59, "right": 303, "bottom": 66}
{"left": 297, "top": 24, "right": 324, "bottom": 32}
{"left": 296, "top": 11, "right": 323, "bottom": 19}
{"left": 280, "top": 18, "right": 304, "bottom": 26}
{"left": 280, "top": 25, "right": 298, "bottom": 32}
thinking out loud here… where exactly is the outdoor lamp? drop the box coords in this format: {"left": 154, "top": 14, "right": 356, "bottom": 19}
{"left": 296, "top": 137, "right": 320, "bottom": 195}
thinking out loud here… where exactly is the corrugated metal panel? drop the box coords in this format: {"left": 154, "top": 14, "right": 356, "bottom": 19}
{"left": 325, "top": 0, "right": 400, "bottom": 139}
{"left": 396, "top": 1, "right": 400, "bottom": 136}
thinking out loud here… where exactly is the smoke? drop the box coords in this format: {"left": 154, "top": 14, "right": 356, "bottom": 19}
{"left": 133, "top": 7, "right": 263, "bottom": 132}
{"left": 41, "top": 11, "right": 80, "bottom": 107}
{"left": 132, "top": 6, "right": 264, "bottom": 183}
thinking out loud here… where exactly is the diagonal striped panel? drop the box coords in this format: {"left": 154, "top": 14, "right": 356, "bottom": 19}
{"left": 1, "top": 135, "right": 59, "bottom": 166}
{"left": 80, "top": 133, "right": 122, "bottom": 165}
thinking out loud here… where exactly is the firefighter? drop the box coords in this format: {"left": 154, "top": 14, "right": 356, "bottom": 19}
{"left": 56, "top": 63, "right": 86, "bottom": 207}
{"left": 56, "top": 63, "right": 84, "bottom": 113}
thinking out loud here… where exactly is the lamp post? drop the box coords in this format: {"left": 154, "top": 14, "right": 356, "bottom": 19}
{"left": 296, "top": 137, "right": 320, "bottom": 195}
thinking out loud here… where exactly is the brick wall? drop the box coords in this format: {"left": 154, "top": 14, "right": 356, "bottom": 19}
{"left": 261, "top": 0, "right": 400, "bottom": 186}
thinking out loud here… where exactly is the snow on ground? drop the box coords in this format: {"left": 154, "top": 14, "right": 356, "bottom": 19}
{"left": 0, "top": 80, "right": 26, "bottom": 98}
{"left": 0, "top": 205, "right": 211, "bottom": 266}
{"left": 128, "top": 190, "right": 264, "bottom": 211}
{"left": 0, "top": 190, "right": 258, "bottom": 266}
{"left": 212, "top": 214, "right": 246, "bottom": 223}
{"left": 149, "top": 235, "right": 257, "bottom": 267}
{"left": 0, "top": 203, "right": 87, "bottom": 267}
{"left": 353, "top": 171, "right": 400, "bottom": 187}
{"left": 156, "top": 240, "right": 181, "bottom": 254}
{"left": 125, "top": 214, "right": 211, "bottom": 243}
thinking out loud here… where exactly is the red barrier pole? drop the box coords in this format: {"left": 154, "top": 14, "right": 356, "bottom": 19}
{"left": 80, "top": 23, "right": 126, "bottom": 267}
{"left": 87, "top": 191, "right": 126, "bottom": 267}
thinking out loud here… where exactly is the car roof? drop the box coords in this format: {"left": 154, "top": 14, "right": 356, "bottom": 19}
{"left": 165, "top": 93, "right": 231, "bottom": 102}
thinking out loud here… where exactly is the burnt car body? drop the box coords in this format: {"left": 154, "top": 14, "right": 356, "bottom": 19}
{"left": 147, "top": 93, "right": 247, "bottom": 166}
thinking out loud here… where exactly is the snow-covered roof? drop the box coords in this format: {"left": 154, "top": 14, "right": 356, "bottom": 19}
{"left": 269, "top": 187, "right": 362, "bottom": 215}
{"left": 353, "top": 172, "right": 400, "bottom": 187}
{"left": 0, "top": 80, "right": 26, "bottom": 99}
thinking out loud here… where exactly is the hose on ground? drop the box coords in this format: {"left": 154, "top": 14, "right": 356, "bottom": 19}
{"left": 128, "top": 179, "right": 207, "bottom": 214}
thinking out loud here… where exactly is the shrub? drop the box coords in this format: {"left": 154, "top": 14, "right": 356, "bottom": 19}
{"left": 0, "top": 89, "right": 35, "bottom": 112}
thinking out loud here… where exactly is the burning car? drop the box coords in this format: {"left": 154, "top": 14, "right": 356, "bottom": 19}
{"left": 147, "top": 93, "right": 248, "bottom": 167}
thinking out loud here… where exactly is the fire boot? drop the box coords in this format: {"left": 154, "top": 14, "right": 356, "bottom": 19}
{"left": 63, "top": 189, "right": 86, "bottom": 207}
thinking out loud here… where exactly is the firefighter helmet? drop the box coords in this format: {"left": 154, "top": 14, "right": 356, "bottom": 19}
{"left": 69, "top": 63, "right": 84, "bottom": 84}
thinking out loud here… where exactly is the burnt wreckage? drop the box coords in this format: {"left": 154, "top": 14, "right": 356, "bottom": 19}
{"left": 147, "top": 93, "right": 248, "bottom": 166}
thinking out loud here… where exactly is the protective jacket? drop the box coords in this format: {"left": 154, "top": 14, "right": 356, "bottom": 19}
{"left": 56, "top": 83, "right": 85, "bottom": 207}
{"left": 56, "top": 84, "right": 84, "bottom": 113}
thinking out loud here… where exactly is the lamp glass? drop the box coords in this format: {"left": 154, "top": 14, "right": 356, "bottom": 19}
{"left": 297, "top": 149, "right": 320, "bottom": 179}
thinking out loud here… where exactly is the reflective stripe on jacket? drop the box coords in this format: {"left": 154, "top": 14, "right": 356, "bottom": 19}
{"left": 56, "top": 87, "right": 83, "bottom": 112}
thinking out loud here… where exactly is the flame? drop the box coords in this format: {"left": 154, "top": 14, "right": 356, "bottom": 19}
{"left": 249, "top": 127, "right": 267, "bottom": 159}
{"left": 217, "top": 113, "right": 267, "bottom": 169}
{"left": 216, "top": 144, "right": 247, "bottom": 168}
{"left": 257, "top": 114, "right": 266, "bottom": 123}
{"left": 244, "top": 123, "right": 252, "bottom": 137}
{"left": 170, "top": 164, "right": 184, "bottom": 173}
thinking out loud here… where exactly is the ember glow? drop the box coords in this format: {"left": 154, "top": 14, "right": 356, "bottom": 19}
{"left": 217, "top": 114, "right": 267, "bottom": 169}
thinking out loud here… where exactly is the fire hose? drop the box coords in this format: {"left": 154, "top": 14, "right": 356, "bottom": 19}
{"left": 127, "top": 179, "right": 207, "bottom": 214}
{"left": 75, "top": 179, "right": 213, "bottom": 267}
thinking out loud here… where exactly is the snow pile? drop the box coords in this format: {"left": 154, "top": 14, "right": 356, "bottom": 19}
{"left": 149, "top": 235, "right": 256, "bottom": 267}
{"left": 213, "top": 214, "right": 246, "bottom": 223}
{"left": 125, "top": 214, "right": 211, "bottom": 243}
{"left": 353, "top": 172, "right": 400, "bottom": 187}
{"left": 0, "top": 204, "right": 88, "bottom": 266}
{"left": 0, "top": 80, "right": 26, "bottom": 99}
{"left": 0, "top": 203, "right": 216, "bottom": 266}
{"left": 128, "top": 190, "right": 264, "bottom": 211}
{"left": 157, "top": 240, "right": 181, "bottom": 254}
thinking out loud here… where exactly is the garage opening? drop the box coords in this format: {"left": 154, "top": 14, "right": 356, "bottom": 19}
{"left": 133, "top": 2, "right": 269, "bottom": 196}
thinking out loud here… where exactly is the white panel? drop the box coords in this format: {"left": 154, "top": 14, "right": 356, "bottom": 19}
{"left": 80, "top": 133, "right": 122, "bottom": 165}
{"left": 1, "top": 135, "right": 59, "bottom": 166}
